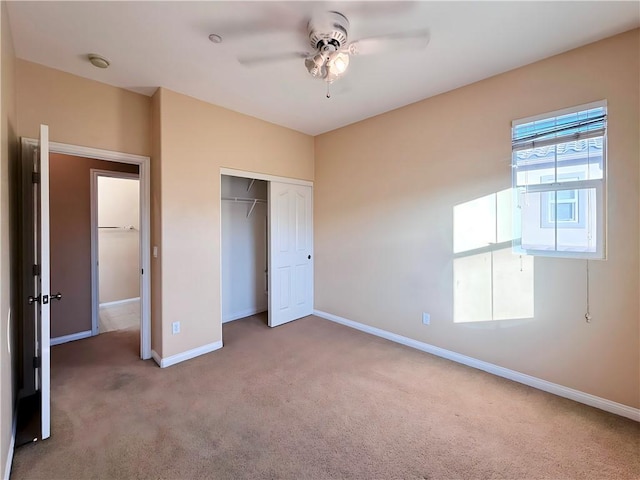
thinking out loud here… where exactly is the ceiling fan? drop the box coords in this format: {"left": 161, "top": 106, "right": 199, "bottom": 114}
{"left": 238, "top": 11, "right": 430, "bottom": 96}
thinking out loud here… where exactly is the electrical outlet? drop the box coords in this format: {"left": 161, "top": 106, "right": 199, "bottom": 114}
{"left": 422, "top": 313, "right": 430, "bottom": 325}
{"left": 172, "top": 321, "right": 180, "bottom": 334}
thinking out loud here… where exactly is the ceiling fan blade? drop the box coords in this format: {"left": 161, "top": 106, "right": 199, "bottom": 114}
{"left": 347, "top": 30, "right": 430, "bottom": 56}
{"left": 238, "top": 51, "right": 310, "bottom": 67}
{"left": 204, "top": 3, "right": 309, "bottom": 41}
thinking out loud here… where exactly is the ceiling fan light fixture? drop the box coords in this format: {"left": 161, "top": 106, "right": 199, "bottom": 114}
{"left": 327, "top": 51, "right": 349, "bottom": 76}
{"left": 305, "top": 54, "right": 326, "bottom": 78}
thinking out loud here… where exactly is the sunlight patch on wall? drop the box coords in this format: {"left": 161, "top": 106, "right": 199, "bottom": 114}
{"left": 453, "top": 189, "right": 534, "bottom": 323}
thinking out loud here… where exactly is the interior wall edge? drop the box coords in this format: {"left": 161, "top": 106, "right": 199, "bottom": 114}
{"left": 150, "top": 87, "right": 163, "bottom": 358}
{"left": 151, "top": 340, "right": 223, "bottom": 369}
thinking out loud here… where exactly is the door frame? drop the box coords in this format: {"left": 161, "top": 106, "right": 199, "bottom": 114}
{"left": 219, "top": 168, "right": 313, "bottom": 331}
{"left": 23, "top": 138, "right": 152, "bottom": 360}
{"left": 90, "top": 169, "right": 141, "bottom": 337}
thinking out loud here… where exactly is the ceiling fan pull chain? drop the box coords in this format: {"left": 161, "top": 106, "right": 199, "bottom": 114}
{"left": 326, "top": 82, "right": 331, "bottom": 99}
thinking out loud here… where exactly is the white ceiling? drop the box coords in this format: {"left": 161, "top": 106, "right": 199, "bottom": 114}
{"left": 6, "top": 1, "right": 639, "bottom": 136}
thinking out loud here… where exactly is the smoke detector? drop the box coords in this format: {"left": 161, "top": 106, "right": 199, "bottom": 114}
{"left": 88, "top": 53, "right": 110, "bottom": 69}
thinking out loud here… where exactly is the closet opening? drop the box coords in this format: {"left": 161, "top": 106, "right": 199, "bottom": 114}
{"left": 221, "top": 174, "right": 268, "bottom": 326}
{"left": 91, "top": 171, "right": 141, "bottom": 337}
{"left": 220, "top": 167, "right": 314, "bottom": 343}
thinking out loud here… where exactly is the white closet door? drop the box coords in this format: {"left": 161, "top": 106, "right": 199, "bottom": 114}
{"left": 268, "top": 182, "right": 313, "bottom": 327}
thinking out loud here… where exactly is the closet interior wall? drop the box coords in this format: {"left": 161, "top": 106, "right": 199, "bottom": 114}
{"left": 221, "top": 175, "right": 268, "bottom": 323}
{"left": 97, "top": 175, "right": 140, "bottom": 305}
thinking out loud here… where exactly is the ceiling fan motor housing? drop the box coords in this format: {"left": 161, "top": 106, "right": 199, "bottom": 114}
{"left": 308, "top": 11, "right": 349, "bottom": 50}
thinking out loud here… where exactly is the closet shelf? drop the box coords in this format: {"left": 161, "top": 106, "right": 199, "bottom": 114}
{"left": 99, "top": 226, "right": 137, "bottom": 231}
{"left": 221, "top": 196, "right": 266, "bottom": 203}
{"left": 222, "top": 196, "right": 266, "bottom": 218}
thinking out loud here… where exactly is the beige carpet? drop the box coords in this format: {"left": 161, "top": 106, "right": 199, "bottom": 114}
{"left": 10, "top": 314, "right": 640, "bottom": 479}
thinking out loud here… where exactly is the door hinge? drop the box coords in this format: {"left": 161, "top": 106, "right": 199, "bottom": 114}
{"left": 33, "top": 357, "right": 40, "bottom": 369}
{"left": 32, "top": 172, "right": 40, "bottom": 184}
{"left": 32, "top": 264, "right": 40, "bottom": 276}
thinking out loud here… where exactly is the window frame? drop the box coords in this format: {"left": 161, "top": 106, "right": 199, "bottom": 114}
{"left": 511, "top": 100, "right": 607, "bottom": 260}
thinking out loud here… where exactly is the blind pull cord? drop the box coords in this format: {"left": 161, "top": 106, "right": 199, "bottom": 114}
{"left": 585, "top": 260, "right": 592, "bottom": 323}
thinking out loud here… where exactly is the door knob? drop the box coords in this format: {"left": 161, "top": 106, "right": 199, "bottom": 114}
{"left": 28, "top": 295, "right": 40, "bottom": 305}
{"left": 51, "top": 293, "right": 62, "bottom": 301}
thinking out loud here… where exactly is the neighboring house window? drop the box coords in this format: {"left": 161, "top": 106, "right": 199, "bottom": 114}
{"left": 511, "top": 101, "right": 607, "bottom": 259}
{"left": 540, "top": 174, "right": 585, "bottom": 228}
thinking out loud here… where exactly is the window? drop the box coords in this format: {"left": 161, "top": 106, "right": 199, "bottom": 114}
{"left": 511, "top": 101, "right": 606, "bottom": 259}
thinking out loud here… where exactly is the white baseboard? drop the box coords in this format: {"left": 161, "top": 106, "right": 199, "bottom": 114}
{"left": 50, "top": 330, "right": 93, "bottom": 346}
{"left": 222, "top": 307, "right": 267, "bottom": 324}
{"left": 99, "top": 297, "right": 140, "bottom": 308}
{"left": 151, "top": 340, "right": 223, "bottom": 368}
{"left": 151, "top": 349, "right": 162, "bottom": 367}
{"left": 313, "top": 309, "right": 640, "bottom": 422}
{"left": 3, "top": 411, "right": 17, "bottom": 480}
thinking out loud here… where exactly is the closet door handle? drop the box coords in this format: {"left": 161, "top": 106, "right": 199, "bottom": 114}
{"left": 51, "top": 292, "right": 63, "bottom": 301}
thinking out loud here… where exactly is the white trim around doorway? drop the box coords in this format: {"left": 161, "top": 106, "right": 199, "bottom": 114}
{"left": 219, "top": 168, "right": 314, "bottom": 339}
{"left": 25, "top": 139, "right": 152, "bottom": 360}
{"left": 220, "top": 168, "right": 313, "bottom": 187}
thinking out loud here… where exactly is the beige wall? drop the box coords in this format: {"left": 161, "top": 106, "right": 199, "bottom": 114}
{"left": 0, "top": 0, "right": 17, "bottom": 473}
{"left": 15, "top": 59, "right": 150, "bottom": 338}
{"left": 314, "top": 29, "right": 640, "bottom": 408}
{"left": 49, "top": 154, "right": 138, "bottom": 338}
{"left": 16, "top": 60, "right": 151, "bottom": 157}
{"left": 98, "top": 176, "right": 140, "bottom": 304}
{"left": 155, "top": 88, "right": 314, "bottom": 358}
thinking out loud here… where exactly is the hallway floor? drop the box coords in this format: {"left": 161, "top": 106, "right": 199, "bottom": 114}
{"left": 98, "top": 299, "right": 139, "bottom": 333}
